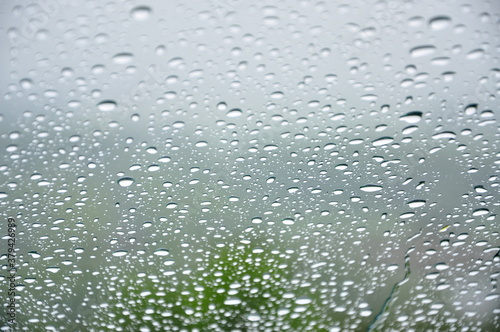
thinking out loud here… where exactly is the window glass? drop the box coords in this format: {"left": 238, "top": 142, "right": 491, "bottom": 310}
{"left": 1, "top": 0, "right": 499, "bottom": 331}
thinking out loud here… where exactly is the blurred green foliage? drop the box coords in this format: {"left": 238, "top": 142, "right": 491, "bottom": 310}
{"left": 107, "top": 242, "right": 341, "bottom": 331}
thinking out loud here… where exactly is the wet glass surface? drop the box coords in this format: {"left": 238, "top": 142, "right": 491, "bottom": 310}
{"left": 0, "top": 0, "right": 499, "bottom": 331}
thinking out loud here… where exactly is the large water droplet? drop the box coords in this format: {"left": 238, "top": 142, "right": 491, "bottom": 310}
{"left": 130, "top": 6, "right": 152, "bottom": 21}
{"left": 407, "top": 200, "right": 426, "bottom": 208}
{"left": 360, "top": 185, "right": 383, "bottom": 192}
{"left": 112, "top": 250, "right": 128, "bottom": 257}
{"left": 224, "top": 298, "right": 242, "bottom": 305}
{"left": 112, "top": 53, "right": 134, "bottom": 64}
{"left": 429, "top": 16, "right": 451, "bottom": 31}
{"left": 97, "top": 100, "right": 117, "bottom": 112}
{"left": 400, "top": 111, "right": 422, "bottom": 123}
{"left": 247, "top": 313, "right": 261, "bottom": 321}
{"left": 295, "top": 296, "right": 312, "bottom": 305}
{"left": 153, "top": 249, "right": 170, "bottom": 256}
{"left": 226, "top": 108, "right": 242, "bottom": 117}
{"left": 466, "top": 49, "right": 484, "bottom": 60}
{"left": 410, "top": 45, "right": 436, "bottom": 57}
{"left": 472, "top": 208, "right": 489, "bottom": 216}
{"left": 372, "top": 137, "right": 394, "bottom": 146}
{"left": 118, "top": 177, "right": 135, "bottom": 187}
{"left": 195, "top": 141, "right": 208, "bottom": 147}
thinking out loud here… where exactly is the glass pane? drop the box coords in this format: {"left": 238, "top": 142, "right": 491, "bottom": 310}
{"left": 1, "top": 0, "right": 499, "bottom": 331}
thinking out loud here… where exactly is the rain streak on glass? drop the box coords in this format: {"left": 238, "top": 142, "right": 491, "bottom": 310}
{"left": 0, "top": 0, "right": 499, "bottom": 331}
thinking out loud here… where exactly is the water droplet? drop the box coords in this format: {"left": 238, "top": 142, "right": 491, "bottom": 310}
{"left": 148, "top": 165, "right": 160, "bottom": 172}
{"left": 226, "top": 108, "right": 242, "bottom": 117}
{"left": 195, "top": 141, "right": 208, "bottom": 147}
{"left": 360, "top": 185, "right": 383, "bottom": 192}
{"left": 112, "top": 250, "right": 128, "bottom": 257}
{"left": 429, "top": 16, "right": 451, "bottom": 31}
{"left": 360, "top": 94, "right": 377, "bottom": 101}
{"left": 118, "top": 177, "right": 135, "bottom": 187}
{"left": 295, "top": 296, "right": 312, "bottom": 305}
{"left": 263, "top": 16, "right": 280, "bottom": 27}
{"left": 372, "top": 137, "right": 394, "bottom": 146}
{"left": 324, "top": 143, "right": 336, "bottom": 150}
{"left": 217, "top": 102, "right": 227, "bottom": 111}
{"left": 402, "top": 126, "right": 419, "bottom": 135}
{"left": 153, "top": 249, "right": 169, "bottom": 256}
{"left": 263, "top": 145, "right": 278, "bottom": 151}
{"left": 410, "top": 45, "right": 436, "bottom": 57}
{"left": 432, "top": 131, "right": 456, "bottom": 139}
{"left": 252, "top": 217, "right": 263, "bottom": 224}
{"left": 349, "top": 138, "right": 364, "bottom": 145}
{"left": 28, "top": 251, "right": 41, "bottom": 258}
{"left": 472, "top": 208, "right": 489, "bottom": 216}
{"left": 166, "top": 203, "right": 178, "bottom": 209}
{"left": 224, "top": 298, "right": 242, "bottom": 305}
{"left": 20, "top": 78, "right": 33, "bottom": 89}
{"left": 407, "top": 200, "right": 426, "bottom": 208}
{"left": 97, "top": 100, "right": 117, "bottom": 112}
{"left": 271, "top": 91, "right": 284, "bottom": 99}
{"left": 130, "top": 6, "right": 152, "bottom": 21}
{"left": 277, "top": 308, "right": 290, "bottom": 316}
{"left": 435, "top": 262, "right": 448, "bottom": 270}
{"left": 474, "top": 186, "right": 487, "bottom": 193}
{"left": 464, "top": 104, "right": 477, "bottom": 115}
{"left": 172, "top": 121, "right": 185, "bottom": 129}
{"left": 466, "top": 49, "right": 484, "bottom": 60}
{"left": 46, "top": 267, "right": 61, "bottom": 273}
{"left": 112, "top": 53, "right": 134, "bottom": 64}
{"left": 247, "top": 313, "right": 261, "bottom": 321}
{"left": 400, "top": 111, "right": 422, "bottom": 123}
{"left": 360, "top": 309, "right": 373, "bottom": 317}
